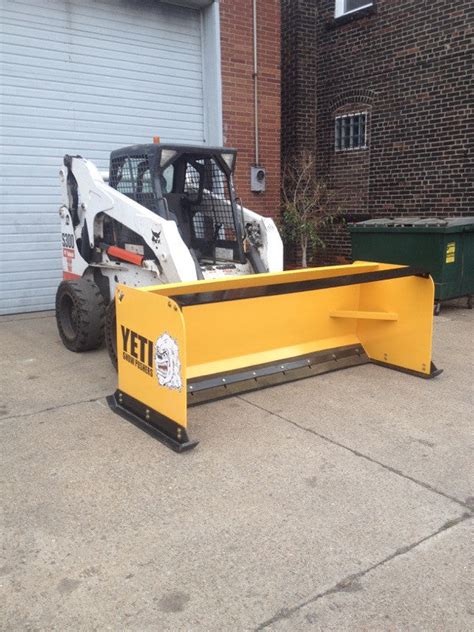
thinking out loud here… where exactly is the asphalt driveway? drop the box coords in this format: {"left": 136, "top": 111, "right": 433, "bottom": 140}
{"left": 1, "top": 304, "right": 472, "bottom": 631}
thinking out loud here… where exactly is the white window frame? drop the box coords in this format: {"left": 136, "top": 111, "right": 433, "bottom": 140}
{"left": 335, "top": 112, "right": 368, "bottom": 152}
{"left": 335, "top": 0, "right": 373, "bottom": 18}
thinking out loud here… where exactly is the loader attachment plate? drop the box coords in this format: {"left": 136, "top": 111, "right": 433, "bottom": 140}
{"left": 110, "top": 261, "right": 441, "bottom": 451}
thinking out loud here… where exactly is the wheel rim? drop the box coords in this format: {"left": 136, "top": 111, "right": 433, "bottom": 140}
{"left": 60, "top": 294, "right": 79, "bottom": 340}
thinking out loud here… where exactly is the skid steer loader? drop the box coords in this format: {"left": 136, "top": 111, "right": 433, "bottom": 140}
{"left": 55, "top": 143, "right": 283, "bottom": 363}
{"left": 55, "top": 142, "right": 441, "bottom": 452}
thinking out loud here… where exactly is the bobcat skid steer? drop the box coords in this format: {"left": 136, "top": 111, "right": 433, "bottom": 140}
{"left": 55, "top": 143, "right": 283, "bottom": 363}
{"left": 55, "top": 143, "right": 441, "bottom": 453}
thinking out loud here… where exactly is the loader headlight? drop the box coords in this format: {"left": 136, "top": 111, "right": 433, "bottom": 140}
{"left": 160, "top": 149, "right": 177, "bottom": 167}
{"left": 221, "top": 152, "right": 235, "bottom": 171}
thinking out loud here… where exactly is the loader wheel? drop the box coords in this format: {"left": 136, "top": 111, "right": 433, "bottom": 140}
{"left": 104, "top": 300, "right": 118, "bottom": 370}
{"left": 56, "top": 279, "right": 105, "bottom": 352}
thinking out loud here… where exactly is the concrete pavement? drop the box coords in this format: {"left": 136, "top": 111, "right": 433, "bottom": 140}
{"left": 0, "top": 304, "right": 472, "bottom": 631}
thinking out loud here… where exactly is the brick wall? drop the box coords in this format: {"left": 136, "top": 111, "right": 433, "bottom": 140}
{"left": 282, "top": 0, "right": 473, "bottom": 261}
{"left": 281, "top": 0, "right": 318, "bottom": 159}
{"left": 220, "top": 0, "right": 281, "bottom": 219}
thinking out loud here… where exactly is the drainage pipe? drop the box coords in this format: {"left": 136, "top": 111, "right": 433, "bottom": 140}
{"left": 252, "top": 0, "right": 259, "bottom": 165}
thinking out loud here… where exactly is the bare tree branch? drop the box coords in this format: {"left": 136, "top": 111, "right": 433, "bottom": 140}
{"left": 281, "top": 151, "right": 338, "bottom": 267}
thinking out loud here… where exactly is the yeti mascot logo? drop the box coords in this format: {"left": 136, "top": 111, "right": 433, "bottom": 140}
{"left": 155, "top": 333, "right": 182, "bottom": 391}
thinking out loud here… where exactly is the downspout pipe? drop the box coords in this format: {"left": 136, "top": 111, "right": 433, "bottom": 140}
{"left": 252, "top": 0, "right": 259, "bottom": 165}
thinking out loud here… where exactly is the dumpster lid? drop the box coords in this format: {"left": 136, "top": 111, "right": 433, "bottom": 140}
{"left": 351, "top": 216, "right": 474, "bottom": 228}
{"left": 410, "top": 217, "right": 474, "bottom": 227}
{"left": 350, "top": 217, "right": 422, "bottom": 227}
{"left": 435, "top": 216, "right": 474, "bottom": 228}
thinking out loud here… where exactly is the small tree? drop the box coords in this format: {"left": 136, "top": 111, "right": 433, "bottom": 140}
{"left": 281, "top": 151, "right": 336, "bottom": 268}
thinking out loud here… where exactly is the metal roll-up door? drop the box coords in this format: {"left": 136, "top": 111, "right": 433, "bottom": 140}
{"left": 0, "top": 0, "right": 206, "bottom": 314}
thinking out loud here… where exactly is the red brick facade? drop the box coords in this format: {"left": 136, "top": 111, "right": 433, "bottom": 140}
{"left": 220, "top": 0, "right": 281, "bottom": 219}
{"left": 282, "top": 0, "right": 472, "bottom": 262}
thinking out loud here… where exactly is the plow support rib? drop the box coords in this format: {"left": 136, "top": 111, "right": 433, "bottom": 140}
{"left": 110, "top": 262, "right": 439, "bottom": 451}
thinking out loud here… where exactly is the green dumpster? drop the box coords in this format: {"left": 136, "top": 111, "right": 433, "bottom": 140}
{"left": 349, "top": 217, "right": 474, "bottom": 312}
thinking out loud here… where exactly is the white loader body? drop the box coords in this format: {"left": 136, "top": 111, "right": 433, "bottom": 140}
{"left": 58, "top": 155, "right": 283, "bottom": 302}
{"left": 55, "top": 143, "right": 283, "bottom": 358}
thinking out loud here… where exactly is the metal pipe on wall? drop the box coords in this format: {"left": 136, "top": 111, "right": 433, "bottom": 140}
{"left": 252, "top": 0, "right": 259, "bottom": 165}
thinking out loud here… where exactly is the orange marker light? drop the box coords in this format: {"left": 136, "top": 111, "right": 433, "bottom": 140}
{"left": 153, "top": 136, "right": 161, "bottom": 144}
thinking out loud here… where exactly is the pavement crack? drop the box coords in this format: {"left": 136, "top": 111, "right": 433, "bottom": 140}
{"left": 0, "top": 396, "right": 106, "bottom": 423}
{"left": 239, "top": 396, "right": 470, "bottom": 510}
{"left": 254, "top": 512, "right": 472, "bottom": 630}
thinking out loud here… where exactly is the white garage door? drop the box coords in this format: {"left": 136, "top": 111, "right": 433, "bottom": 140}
{"left": 0, "top": 0, "right": 207, "bottom": 314}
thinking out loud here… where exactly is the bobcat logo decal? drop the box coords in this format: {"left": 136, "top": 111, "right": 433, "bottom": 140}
{"left": 155, "top": 333, "right": 182, "bottom": 391}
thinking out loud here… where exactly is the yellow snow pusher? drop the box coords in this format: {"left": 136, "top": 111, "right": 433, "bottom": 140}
{"left": 107, "top": 261, "right": 442, "bottom": 451}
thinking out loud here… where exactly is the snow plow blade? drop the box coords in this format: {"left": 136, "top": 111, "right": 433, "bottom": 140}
{"left": 108, "top": 261, "right": 441, "bottom": 452}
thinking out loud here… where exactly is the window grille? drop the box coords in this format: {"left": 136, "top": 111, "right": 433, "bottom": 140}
{"left": 335, "top": 112, "right": 367, "bottom": 151}
{"left": 184, "top": 158, "right": 239, "bottom": 247}
{"left": 109, "top": 155, "right": 157, "bottom": 212}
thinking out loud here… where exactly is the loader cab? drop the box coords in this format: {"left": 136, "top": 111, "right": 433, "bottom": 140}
{"left": 109, "top": 144, "right": 246, "bottom": 265}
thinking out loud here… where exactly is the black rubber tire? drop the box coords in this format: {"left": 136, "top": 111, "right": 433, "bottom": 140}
{"left": 104, "top": 299, "right": 118, "bottom": 370}
{"left": 55, "top": 279, "right": 105, "bottom": 352}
